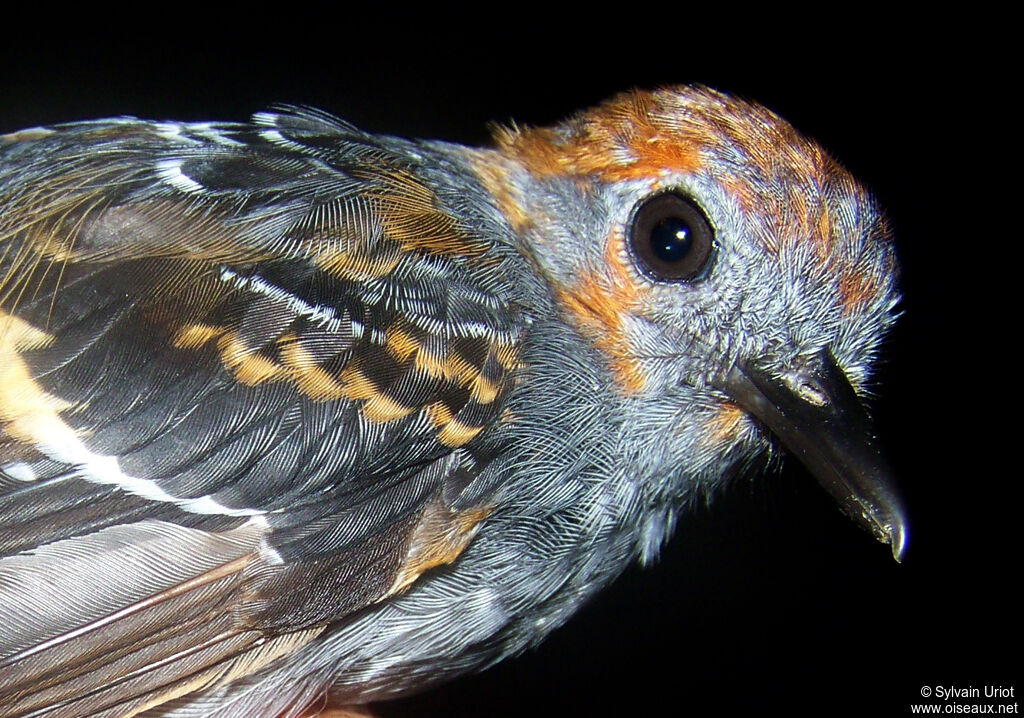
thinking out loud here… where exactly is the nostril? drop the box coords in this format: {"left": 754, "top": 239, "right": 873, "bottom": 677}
{"left": 795, "top": 380, "right": 828, "bottom": 407}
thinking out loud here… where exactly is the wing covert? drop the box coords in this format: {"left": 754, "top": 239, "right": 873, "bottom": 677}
{"left": 0, "top": 107, "right": 527, "bottom": 714}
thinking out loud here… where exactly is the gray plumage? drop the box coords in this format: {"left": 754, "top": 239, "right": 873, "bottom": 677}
{"left": 0, "top": 86, "right": 903, "bottom": 717}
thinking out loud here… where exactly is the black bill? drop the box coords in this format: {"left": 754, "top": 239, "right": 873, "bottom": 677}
{"left": 720, "top": 349, "right": 907, "bottom": 561}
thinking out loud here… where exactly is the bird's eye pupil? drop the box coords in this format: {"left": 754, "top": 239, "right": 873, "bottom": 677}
{"left": 650, "top": 218, "right": 694, "bottom": 263}
{"left": 629, "top": 192, "right": 715, "bottom": 282}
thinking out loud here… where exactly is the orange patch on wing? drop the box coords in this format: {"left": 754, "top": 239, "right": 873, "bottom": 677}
{"left": 172, "top": 323, "right": 226, "bottom": 349}
{"left": 337, "top": 365, "right": 379, "bottom": 402}
{"left": 174, "top": 325, "right": 430, "bottom": 419}
{"left": 384, "top": 323, "right": 420, "bottom": 362}
{"left": 368, "top": 171, "right": 483, "bottom": 258}
{"left": 389, "top": 323, "right": 503, "bottom": 391}
{"left": 424, "top": 400, "right": 454, "bottom": 428}
{"left": 387, "top": 326, "right": 466, "bottom": 384}
{"left": 217, "top": 332, "right": 286, "bottom": 386}
{"left": 493, "top": 341, "right": 521, "bottom": 371}
{"left": 469, "top": 372, "right": 500, "bottom": 404}
{"left": 177, "top": 325, "right": 355, "bottom": 402}
{"left": 0, "top": 313, "right": 73, "bottom": 448}
{"left": 438, "top": 351, "right": 479, "bottom": 388}
{"left": 361, "top": 393, "right": 415, "bottom": 423}
{"left": 175, "top": 323, "right": 287, "bottom": 387}
{"left": 280, "top": 337, "right": 348, "bottom": 401}
{"left": 387, "top": 500, "right": 494, "bottom": 595}
{"left": 0, "top": 312, "right": 54, "bottom": 351}
{"left": 316, "top": 247, "right": 402, "bottom": 282}
{"left": 555, "top": 232, "right": 647, "bottom": 393}
{"left": 436, "top": 419, "right": 484, "bottom": 448}
{"left": 423, "top": 401, "right": 484, "bottom": 447}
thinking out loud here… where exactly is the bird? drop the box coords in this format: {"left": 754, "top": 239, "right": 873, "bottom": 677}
{"left": 0, "top": 85, "right": 905, "bottom": 717}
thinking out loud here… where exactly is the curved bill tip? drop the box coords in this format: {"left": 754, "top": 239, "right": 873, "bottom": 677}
{"left": 869, "top": 498, "right": 908, "bottom": 562}
{"left": 856, "top": 499, "right": 908, "bottom": 562}
{"left": 889, "top": 522, "right": 907, "bottom": 563}
{"left": 720, "top": 349, "right": 909, "bottom": 562}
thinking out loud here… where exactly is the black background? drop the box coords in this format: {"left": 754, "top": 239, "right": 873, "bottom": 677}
{"left": 2, "top": 16, "right": 1012, "bottom": 717}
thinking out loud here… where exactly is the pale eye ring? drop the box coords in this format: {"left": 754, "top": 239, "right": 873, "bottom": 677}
{"left": 628, "top": 192, "right": 715, "bottom": 282}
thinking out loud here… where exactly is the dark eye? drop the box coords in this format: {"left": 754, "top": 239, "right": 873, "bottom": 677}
{"left": 629, "top": 193, "right": 715, "bottom": 282}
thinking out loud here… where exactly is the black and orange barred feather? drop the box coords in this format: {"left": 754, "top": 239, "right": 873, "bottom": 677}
{"left": 1, "top": 108, "right": 532, "bottom": 717}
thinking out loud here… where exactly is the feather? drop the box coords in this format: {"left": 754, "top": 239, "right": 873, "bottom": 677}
{"left": 0, "top": 109, "right": 522, "bottom": 715}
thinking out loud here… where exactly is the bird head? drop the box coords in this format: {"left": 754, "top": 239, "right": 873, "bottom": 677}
{"left": 475, "top": 86, "right": 905, "bottom": 561}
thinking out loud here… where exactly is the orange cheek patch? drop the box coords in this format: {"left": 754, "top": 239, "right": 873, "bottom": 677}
{"left": 703, "top": 402, "right": 747, "bottom": 445}
{"left": 837, "top": 265, "right": 882, "bottom": 315}
{"left": 836, "top": 218, "right": 894, "bottom": 315}
{"left": 386, "top": 501, "right": 494, "bottom": 595}
{"left": 555, "top": 232, "right": 648, "bottom": 394}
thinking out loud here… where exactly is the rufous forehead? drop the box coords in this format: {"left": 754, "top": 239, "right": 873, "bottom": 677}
{"left": 494, "top": 86, "right": 875, "bottom": 259}
{"left": 492, "top": 86, "right": 824, "bottom": 183}
{"left": 493, "top": 88, "right": 706, "bottom": 181}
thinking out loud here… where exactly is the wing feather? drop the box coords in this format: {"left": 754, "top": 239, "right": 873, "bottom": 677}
{"left": 0, "top": 108, "right": 526, "bottom": 715}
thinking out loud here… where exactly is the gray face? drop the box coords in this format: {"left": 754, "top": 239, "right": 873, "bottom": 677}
{"left": 481, "top": 85, "right": 901, "bottom": 560}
